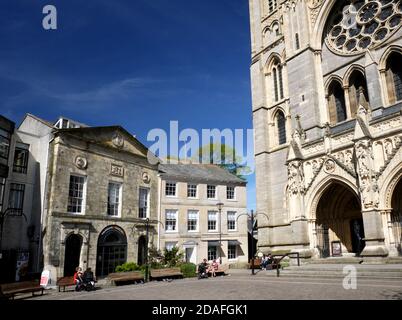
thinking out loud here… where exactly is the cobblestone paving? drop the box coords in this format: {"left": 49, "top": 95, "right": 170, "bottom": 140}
{"left": 30, "top": 270, "right": 402, "bottom": 301}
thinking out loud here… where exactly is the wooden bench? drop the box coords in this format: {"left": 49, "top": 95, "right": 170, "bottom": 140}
{"left": 207, "top": 264, "right": 229, "bottom": 276}
{"left": 0, "top": 281, "right": 44, "bottom": 300}
{"left": 56, "top": 276, "right": 75, "bottom": 292}
{"left": 107, "top": 272, "right": 144, "bottom": 286}
{"left": 248, "top": 259, "right": 281, "bottom": 270}
{"left": 150, "top": 268, "right": 183, "bottom": 281}
{"left": 248, "top": 259, "right": 261, "bottom": 269}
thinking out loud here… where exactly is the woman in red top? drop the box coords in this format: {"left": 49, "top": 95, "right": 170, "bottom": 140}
{"left": 73, "top": 267, "right": 83, "bottom": 291}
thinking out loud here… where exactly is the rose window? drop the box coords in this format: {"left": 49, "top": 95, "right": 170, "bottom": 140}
{"left": 325, "top": 0, "right": 402, "bottom": 55}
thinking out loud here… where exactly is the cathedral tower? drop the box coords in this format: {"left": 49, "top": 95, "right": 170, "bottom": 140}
{"left": 250, "top": 0, "right": 402, "bottom": 259}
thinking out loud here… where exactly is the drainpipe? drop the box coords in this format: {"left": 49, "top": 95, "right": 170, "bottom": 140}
{"left": 157, "top": 173, "right": 162, "bottom": 251}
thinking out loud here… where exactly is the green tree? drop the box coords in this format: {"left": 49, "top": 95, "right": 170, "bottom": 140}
{"left": 196, "top": 143, "right": 250, "bottom": 179}
{"left": 163, "top": 247, "right": 184, "bottom": 267}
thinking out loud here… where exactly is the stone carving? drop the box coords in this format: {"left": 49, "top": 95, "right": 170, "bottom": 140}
{"left": 384, "top": 139, "right": 393, "bottom": 157}
{"left": 142, "top": 172, "right": 151, "bottom": 183}
{"left": 307, "top": 0, "right": 323, "bottom": 9}
{"left": 112, "top": 132, "right": 124, "bottom": 148}
{"left": 312, "top": 158, "right": 324, "bottom": 175}
{"left": 75, "top": 156, "right": 88, "bottom": 170}
{"left": 303, "top": 142, "right": 325, "bottom": 155}
{"left": 324, "top": 159, "right": 336, "bottom": 173}
{"left": 307, "top": 0, "right": 324, "bottom": 27}
{"left": 393, "top": 135, "right": 401, "bottom": 147}
{"left": 355, "top": 139, "right": 380, "bottom": 209}
{"left": 287, "top": 160, "right": 305, "bottom": 195}
{"left": 336, "top": 152, "right": 345, "bottom": 164}
{"left": 111, "top": 164, "right": 124, "bottom": 177}
{"left": 372, "top": 117, "right": 400, "bottom": 133}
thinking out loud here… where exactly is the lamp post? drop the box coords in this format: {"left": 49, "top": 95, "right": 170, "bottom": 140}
{"left": 236, "top": 210, "right": 269, "bottom": 276}
{"left": 133, "top": 217, "right": 164, "bottom": 283}
{"left": 216, "top": 202, "right": 224, "bottom": 265}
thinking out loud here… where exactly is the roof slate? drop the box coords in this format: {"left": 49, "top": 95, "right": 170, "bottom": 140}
{"left": 159, "top": 164, "right": 247, "bottom": 185}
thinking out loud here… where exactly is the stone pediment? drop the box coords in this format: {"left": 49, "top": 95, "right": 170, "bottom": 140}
{"left": 57, "top": 126, "right": 155, "bottom": 160}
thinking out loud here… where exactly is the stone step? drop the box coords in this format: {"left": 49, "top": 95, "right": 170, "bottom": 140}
{"left": 301, "top": 257, "right": 402, "bottom": 265}
{"left": 278, "top": 270, "right": 402, "bottom": 276}
{"left": 257, "top": 263, "right": 402, "bottom": 279}
{"left": 261, "top": 272, "right": 402, "bottom": 280}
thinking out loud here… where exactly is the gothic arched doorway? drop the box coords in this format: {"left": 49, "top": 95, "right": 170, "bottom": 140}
{"left": 96, "top": 226, "right": 127, "bottom": 277}
{"left": 137, "top": 236, "right": 147, "bottom": 266}
{"left": 315, "top": 181, "right": 365, "bottom": 258}
{"left": 391, "top": 177, "right": 402, "bottom": 254}
{"left": 64, "top": 234, "right": 83, "bottom": 276}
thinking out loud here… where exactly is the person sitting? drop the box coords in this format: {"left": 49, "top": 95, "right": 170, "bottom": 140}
{"left": 83, "top": 268, "right": 96, "bottom": 282}
{"left": 73, "top": 267, "right": 83, "bottom": 291}
{"left": 198, "top": 259, "right": 209, "bottom": 279}
{"left": 209, "top": 259, "right": 219, "bottom": 277}
{"left": 261, "top": 255, "right": 268, "bottom": 270}
{"left": 266, "top": 254, "right": 276, "bottom": 270}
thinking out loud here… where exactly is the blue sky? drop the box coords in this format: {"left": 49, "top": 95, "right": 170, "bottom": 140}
{"left": 0, "top": 0, "right": 256, "bottom": 210}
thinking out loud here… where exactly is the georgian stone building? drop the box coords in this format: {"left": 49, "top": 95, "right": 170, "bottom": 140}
{"left": 249, "top": 0, "right": 402, "bottom": 259}
{"left": 158, "top": 164, "right": 248, "bottom": 265}
{"left": 42, "top": 125, "right": 160, "bottom": 282}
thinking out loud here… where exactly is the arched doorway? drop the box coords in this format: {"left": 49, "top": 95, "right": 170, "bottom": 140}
{"left": 137, "top": 236, "right": 147, "bottom": 266}
{"left": 96, "top": 226, "right": 127, "bottom": 277}
{"left": 64, "top": 234, "right": 83, "bottom": 276}
{"left": 391, "top": 177, "right": 402, "bottom": 254}
{"left": 315, "top": 181, "right": 365, "bottom": 258}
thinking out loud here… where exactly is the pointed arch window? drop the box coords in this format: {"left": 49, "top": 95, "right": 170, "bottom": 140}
{"left": 278, "top": 65, "right": 284, "bottom": 99}
{"left": 328, "top": 80, "right": 347, "bottom": 124}
{"left": 295, "top": 33, "right": 300, "bottom": 50}
{"left": 385, "top": 52, "right": 402, "bottom": 104}
{"left": 348, "top": 70, "right": 369, "bottom": 117}
{"left": 273, "top": 68, "right": 278, "bottom": 102}
{"left": 276, "top": 111, "right": 287, "bottom": 145}
{"left": 271, "top": 59, "right": 284, "bottom": 103}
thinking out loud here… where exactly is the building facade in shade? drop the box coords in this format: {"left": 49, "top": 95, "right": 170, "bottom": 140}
{"left": 0, "top": 114, "right": 54, "bottom": 283}
{"left": 159, "top": 164, "right": 248, "bottom": 265}
{"left": 249, "top": 0, "right": 402, "bottom": 259}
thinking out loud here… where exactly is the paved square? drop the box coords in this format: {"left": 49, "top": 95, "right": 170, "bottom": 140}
{"left": 31, "top": 269, "right": 402, "bottom": 300}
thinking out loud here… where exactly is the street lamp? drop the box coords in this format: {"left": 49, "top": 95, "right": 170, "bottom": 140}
{"left": 216, "top": 202, "right": 224, "bottom": 265}
{"left": 236, "top": 210, "right": 269, "bottom": 276}
{"left": 133, "top": 217, "right": 164, "bottom": 283}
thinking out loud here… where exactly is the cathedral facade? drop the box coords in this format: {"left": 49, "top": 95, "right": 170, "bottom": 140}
{"left": 249, "top": 0, "right": 402, "bottom": 259}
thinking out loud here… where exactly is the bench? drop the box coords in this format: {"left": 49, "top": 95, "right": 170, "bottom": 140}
{"left": 249, "top": 259, "right": 281, "bottom": 270}
{"left": 248, "top": 259, "right": 261, "bottom": 269}
{"left": 107, "top": 272, "right": 144, "bottom": 286}
{"left": 207, "top": 264, "right": 229, "bottom": 276}
{"left": 150, "top": 268, "right": 183, "bottom": 281}
{"left": 56, "top": 276, "right": 75, "bottom": 292}
{"left": 0, "top": 281, "right": 44, "bottom": 300}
